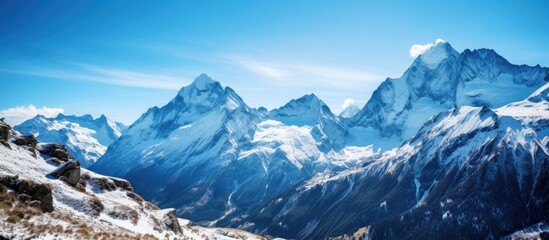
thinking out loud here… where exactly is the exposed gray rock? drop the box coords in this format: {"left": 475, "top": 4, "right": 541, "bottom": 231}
{"left": 13, "top": 135, "right": 38, "bottom": 156}
{"left": 38, "top": 143, "right": 72, "bottom": 162}
{"left": 0, "top": 121, "right": 10, "bottom": 142}
{"left": 48, "top": 160, "right": 81, "bottom": 186}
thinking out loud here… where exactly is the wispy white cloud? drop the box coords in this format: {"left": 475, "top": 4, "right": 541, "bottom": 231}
{"left": 409, "top": 38, "right": 445, "bottom": 58}
{"left": 2, "top": 63, "right": 191, "bottom": 90}
{"left": 0, "top": 105, "right": 64, "bottom": 125}
{"left": 227, "top": 56, "right": 384, "bottom": 90}
{"left": 231, "top": 58, "right": 286, "bottom": 78}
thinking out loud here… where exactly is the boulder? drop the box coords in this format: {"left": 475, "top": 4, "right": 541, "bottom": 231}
{"left": 38, "top": 143, "right": 72, "bottom": 161}
{"left": 14, "top": 135, "right": 38, "bottom": 148}
{"left": 48, "top": 161, "right": 81, "bottom": 186}
{"left": 14, "top": 137, "right": 27, "bottom": 145}
{"left": 0, "top": 121, "right": 10, "bottom": 142}
{"left": 541, "top": 232, "right": 549, "bottom": 240}
{"left": 13, "top": 135, "right": 38, "bottom": 156}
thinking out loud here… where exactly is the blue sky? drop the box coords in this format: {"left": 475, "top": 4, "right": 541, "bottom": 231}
{"left": 1, "top": 0, "right": 548, "bottom": 124}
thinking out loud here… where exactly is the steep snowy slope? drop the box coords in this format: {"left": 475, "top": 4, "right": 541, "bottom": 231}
{"left": 0, "top": 120, "right": 264, "bottom": 240}
{"left": 349, "top": 40, "right": 549, "bottom": 150}
{"left": 242, "top": 86, "right": 549, "bottom": 239}
{"left": 92, "top": 74, "right": 373, "bottom": 226}
{"left": 15, "top": 114, "right": 126, "bottom": 167}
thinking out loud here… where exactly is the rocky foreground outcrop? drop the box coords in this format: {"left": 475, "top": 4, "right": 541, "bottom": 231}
{"left": 0, "top": 175, "right": 53, "bottom": 213}
{"left": 48, "top": 160, "right": 81, "bottom": 186}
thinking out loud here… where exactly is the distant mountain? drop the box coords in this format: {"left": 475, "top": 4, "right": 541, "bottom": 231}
{"left": 339, "top": 103, "right": 360, "bottom": 119}
{"left": 15, "top": 114, "right": 126, "bottom": 167}
{"left": 91, "top": 74, "right": 370, "bottom": 226}
{"left": 348, "top": 40, "right": 549, "bottom": 150}
{"left": 270, "top": 93, "right": 348, "bottom": 151}
{"left": 241, "top": 83, "right": 549, "bottom": 239}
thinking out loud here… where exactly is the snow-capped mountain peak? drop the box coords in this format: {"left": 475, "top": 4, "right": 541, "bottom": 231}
{"left": 193, "top": 73, "right": 220, "bottom": 90}
{"left": 417, "top": 40, "right": 459, "bottom": 69}
{"left": 173, "top": 73, "right": 226, "bottom": 109}
{"left": 270, "top": 93, "right": 336, "bottom": 126}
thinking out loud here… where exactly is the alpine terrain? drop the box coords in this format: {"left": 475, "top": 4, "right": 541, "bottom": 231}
{"left": 0, "top": 119, "right": 265, "bottom": 239}
{"left": 92, "top": 74, "right": 372, "bottom": 226}
{"left": 347, "top": 40, "right": 549, "bottom": 150}
{"left": 18, "top": 40, "right": 548, "bottom": 240}
{"left": 241, "top": 82, "right": 549, "bottom": 239}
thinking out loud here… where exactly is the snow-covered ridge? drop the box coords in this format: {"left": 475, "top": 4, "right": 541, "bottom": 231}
{"left": 14, "top": 113, "right": 126, "bottom": 167}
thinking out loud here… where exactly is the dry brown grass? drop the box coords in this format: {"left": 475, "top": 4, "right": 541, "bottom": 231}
{"left": 145, "top": 202, "right": 160, "bottom": 210}
{"left": 150, "top": 215, "right": 163, "bottom": 232}
{"left": 89, "top": 196, "right": 105, "bottom": 216}
{"left": 107, "top": 205, "right": 139, "bottom": 225}
{"left": 126, "top": 192, "right": 144, "bottom": 203}
{"left": 6, "top": 215, "right": 21, "bottom": 223}
{"left": 75, "top": 223, "right": 91, "bottom": 237}
{"left": 0, "top": 188, "right": 43, "bottom": 224}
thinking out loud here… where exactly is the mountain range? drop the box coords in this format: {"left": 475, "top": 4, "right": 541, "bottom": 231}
{"left": 91, "top": 74, "right": 367, "bottom": 226}
{"left": 8, "top": 40, "right": 549, "bottom": 239}
{"left": 346, "top": 41, "right": 548, "bottom": 150}
{"left": 241, "top": 84, "right": 549, "bottom": 239}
